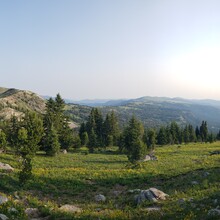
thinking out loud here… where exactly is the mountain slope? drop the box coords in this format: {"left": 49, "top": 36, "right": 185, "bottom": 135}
{"left": 0, "top": 87, "right": 45, "bottom": 120}
{"left": 67, "top": 96, "right": 220, "bottom": 132}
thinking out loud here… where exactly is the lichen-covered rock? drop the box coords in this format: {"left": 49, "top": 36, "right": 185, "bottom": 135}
{"left": 59, "top": 204, "right": 82, "bottom": 213}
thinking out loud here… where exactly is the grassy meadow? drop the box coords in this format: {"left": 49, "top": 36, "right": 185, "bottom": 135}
{"left": 0, "top": 142, "right": 220, "bottom": 219}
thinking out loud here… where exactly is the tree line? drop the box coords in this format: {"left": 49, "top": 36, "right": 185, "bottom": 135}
{"left": 0, "top": 95, "right": 219, "bottom": 183}
{"left": 78, "top": 108, "right": 217, "bottom": 163}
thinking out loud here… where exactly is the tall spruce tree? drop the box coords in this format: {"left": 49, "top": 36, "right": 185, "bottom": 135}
{"left": 123, "top": 116, "right": 146, "bottom": 163}
{"left": 157, "top": 126, "right": 167, "bottom": 145}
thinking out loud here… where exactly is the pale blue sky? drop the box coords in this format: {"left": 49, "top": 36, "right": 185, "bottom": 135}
{"left": 1, "top": 0, "right": 220, "bottom": 100}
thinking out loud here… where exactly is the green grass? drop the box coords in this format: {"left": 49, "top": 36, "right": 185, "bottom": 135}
{"left": 0, "top": 142, "right": 220, "bottom": 219}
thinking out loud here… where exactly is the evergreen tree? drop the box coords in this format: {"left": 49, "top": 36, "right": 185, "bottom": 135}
{"left": 81, "top": 131, "right": 89, "bottom": 146}
{"left": 16, "top": 112, "right": 44, "bottom": 185}
{"left": 188, "top": 124, "right": 196, "bottom": 142}
{"left": 73, "top": 135, "right": 81, "bottom": 149}
{"left": 88, "top": 128, "right": 96, "bottom": 153}
{"left": 200, "top": 121, "right": 208, "bottom": 142}
{"left": 0, "top": 130, "right": 7, "bottom": 152}
{"left": 44, "top": 124, "right": 60, "bottom": 156}
{"left": 195, "top": 126, "right": 200, "bottom": 142}
{"left": 157, "top": 126, "right": 167, "bottom": 145}
{"left": 183, "top": 125, "right": 190, "bottom": 143}
{"left": 123, "top": 116, "right": 146, "bottom": 163}
{"left": 146, "top": 128, "right": 157, "bottom": 152}
{"left": 170, "top": 122, "right": 181, "bottom": 144}
{"left": 216, "top": 130, "right": 220, "bottom": 140}
{"left": 43, "top": 94, "right": 73, "bottom": 150}
{"left": 103, "top": 111, "right": 120, "bottom": 146}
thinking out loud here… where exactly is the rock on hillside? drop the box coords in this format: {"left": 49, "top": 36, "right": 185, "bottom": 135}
{"left": 0, "top": 87, "right": 46, "bottom": 120}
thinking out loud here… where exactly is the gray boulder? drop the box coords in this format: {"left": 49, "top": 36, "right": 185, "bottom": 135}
{"left": 149, "top": 188, "right": 169, "bottom": 200}
{"left": 0, "top": 196, "right": 8, "bottom": 205}
{"left": 0, "top": 214, "right": 8, "bottom": 220}
{"left": 208, "top": 208, "right": 220, "bottom": 217}
{"left": 59, "top": 204, "right": 82, "bottom": 213}
{"left": 135, "top": 188, "right": 168, "bottom": 205}
{"left": 95, "top": 194, "right": 106, "bottom": 202}
{"left": 0, "top": 162, "right": 14, "bottom": 172}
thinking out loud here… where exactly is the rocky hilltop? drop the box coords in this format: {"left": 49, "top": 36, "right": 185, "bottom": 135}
{"left": 0, "top": 87, "right": 45, "bottom": 120}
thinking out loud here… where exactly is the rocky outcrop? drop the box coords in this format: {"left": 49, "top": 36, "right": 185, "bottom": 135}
{"left": 0, "top": 162, "right": 14, "bottom": 172}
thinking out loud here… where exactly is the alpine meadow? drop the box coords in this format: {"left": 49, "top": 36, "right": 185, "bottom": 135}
{"left": 1, "top": 1, "right": 220, "bottom": 220}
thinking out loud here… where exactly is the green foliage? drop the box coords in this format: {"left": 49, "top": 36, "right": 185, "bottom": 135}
{"left": 44, "top": 124, "right": 60, "bottom": 156}
{"left": 200, "top": 121, "right": 208, "bottom": 142}
{"left": 123, "top": 116, "right": 146, "bottom": 163}
{"left": 0, "top": 129, "right": 7, "bottom": 151}
{"left": 146, "top": 128, "right": 157, "bottom": 151}
{"left": 81, "top": 131, "right": 89, "bottom": 146}
{"left": 15, "top": 112, "right": 44, "bottom": 185}
{"left": 43, "top": 94, "right": 73, "bottom": 151}
{"left": 73, "top": 135, "right": 81, "bottom": 149}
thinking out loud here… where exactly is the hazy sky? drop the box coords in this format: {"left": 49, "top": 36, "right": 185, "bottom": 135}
{"left": 1, "top": 0, "right": 220, "bottom": 100}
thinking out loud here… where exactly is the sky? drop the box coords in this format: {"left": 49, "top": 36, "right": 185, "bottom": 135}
{"left": 1, "top": 0, "right": 220, "bottom": 100}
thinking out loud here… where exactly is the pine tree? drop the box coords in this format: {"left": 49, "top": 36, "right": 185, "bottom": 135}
{"left": 157, "top": 126, "right": 167, "bottom": 145}
{"left": 81, "top": 131, "right": 89, "bottom": 146}
{"left": 88, "top": 128, "right": 96, "bottom": 153}
{"left": 16, "top": 112, "right": 44, "bottom": 185}
{"left": 200, "top": 121, "right": 208, "bottom": 142}
{"left": 183, "top": 125, "right": 190, "bottom": 143}
{"left": 195, "top": 126, "right": 200, "bottom": 142}
{"left": 188, "top": 124, "right": 196, "bottom": 142}
{"left": 44, "top": 124, "right": 60, "bottom": 156}
{"left": 146, "top": 129, "right": 156, "bottom": 152}
{"left": 123, "top": 116, "right": 146, "bottom": 163}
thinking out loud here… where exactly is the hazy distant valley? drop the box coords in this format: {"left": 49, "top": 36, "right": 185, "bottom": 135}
{"left": 1, "top": 87, "right": 220, "bottom": 132}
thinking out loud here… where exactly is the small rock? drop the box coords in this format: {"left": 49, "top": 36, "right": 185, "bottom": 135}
{"left": 145, "top": 207, "right": 161, "bottom": 212}
{"left": 95, "top": 194, "right": 106, "bottom": 202}
{"left": 25, "top": 208, "right": 41, "bottom": 218}
{"left": 62, "top": 149, "right": 67, "bottom": 154}
{"left": 8, "top": 207, "right": 18, "bottom": 213}
{"left": 0, "top": 214, "right": 9, "bottom": 220}
{"left": 112, "top": 191, "right": 121, "bottom": 196}
{"left": 143, "top": 155, "right": 151, "bottom": 161}
{"left": 214, "top": 199, "right": 218, "bottom": 205}
{"left": 191, "top": 181, "right": 199, "bottom": 185}
{"left": 59, "top": 204, "right": 82, "bottom": 213}
{"left": 0, "top": 162, "right": 14, "bottom": 172}
{"left": 128, "top": 189, "right": 141, "bottom": 193}
{"left": 203, "top": 172, "right": 210, "bottom": 177}
{"left": 177, "top": 198, "right": 186, "bottom": 204}
{"left": 149, "top": 188, "right": 169, "bottom": 200}
{"left": 0, "top": 196, "right": 8, "bottom": 205}
{"left": 208, "top": 208, "right": 220, "bottom": 216}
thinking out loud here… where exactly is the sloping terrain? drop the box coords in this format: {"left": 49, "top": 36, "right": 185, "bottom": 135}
{"left": 0, "top": 87, "right": 46, "bottom": 120}
{"left": 67, "top": 96, "right": 220, "bottom": 131}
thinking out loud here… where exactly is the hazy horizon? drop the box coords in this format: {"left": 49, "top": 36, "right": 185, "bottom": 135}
{"left": 1, "top": 0, "right": 220, "bottom": 100}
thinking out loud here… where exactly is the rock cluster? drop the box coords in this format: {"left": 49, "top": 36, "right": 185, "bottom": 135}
{"left": 133, "top": 188, "right": 168, "bottom": 205}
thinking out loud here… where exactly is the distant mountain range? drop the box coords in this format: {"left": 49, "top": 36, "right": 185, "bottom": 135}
{"left": 1, "top": 87, "right": 220, "bottom": 132}
{"left": 66, "top": 96, "right": 220, "bottom": 132}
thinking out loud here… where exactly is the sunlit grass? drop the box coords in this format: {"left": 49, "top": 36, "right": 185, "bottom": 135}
{"left": 0, "top": 142, "right": 219, "bottom": 219}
